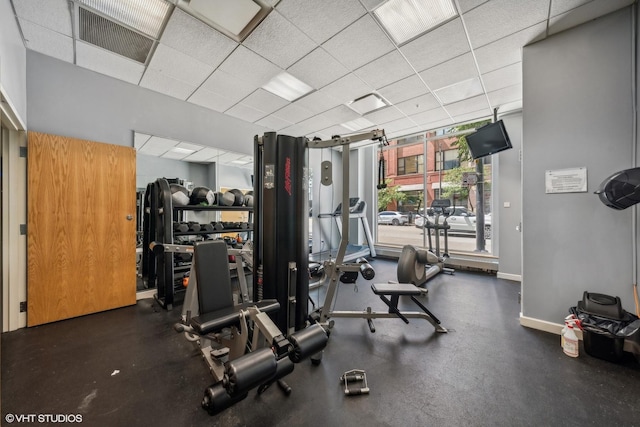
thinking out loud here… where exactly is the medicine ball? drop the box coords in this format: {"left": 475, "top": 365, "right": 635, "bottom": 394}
{"left": 170, "top": 184, "right": 190, "bottom": 207}
{"left": 220, "top": 191, "right": 235, "bottom": 206}
{"left": 228, "top": 189, "right": 245, "bottom": 206}
{"left": 244, "top": 190, "right": 254, "bottom": 207}
{"left": 190, "top": 186, "right": 216, "bottom": 206}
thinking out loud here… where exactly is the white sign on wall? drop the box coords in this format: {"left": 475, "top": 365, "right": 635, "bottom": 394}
{"left": 545, "top": 167, "right": 588, "bottom": 194}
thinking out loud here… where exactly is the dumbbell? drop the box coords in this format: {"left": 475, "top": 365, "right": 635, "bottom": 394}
{"left": 201, "top": 223, "right": 214, "bottom": 232}
{"left": 173, "top": 222, "right": 189, "bottom": 233}
{"left": 212, "top": 222, "right": 225, "bottom": 231}
{"left": 188, "top": 221, "right": 201, "bottom": 232}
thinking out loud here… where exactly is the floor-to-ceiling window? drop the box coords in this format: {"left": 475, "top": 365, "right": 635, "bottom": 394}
{"left": 376, "top": 127, "right": 493, "bottom": 255}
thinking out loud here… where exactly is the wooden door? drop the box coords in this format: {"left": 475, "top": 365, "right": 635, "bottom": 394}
{"left": 27, "top": 132, "right": 136, "bottom": 326}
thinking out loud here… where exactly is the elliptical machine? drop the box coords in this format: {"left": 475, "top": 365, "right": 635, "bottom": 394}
{"left": 397, "top": 199, "right": 454, "bottom": 287}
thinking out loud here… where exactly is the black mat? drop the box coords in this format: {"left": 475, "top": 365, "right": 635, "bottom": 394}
{"left": 3, "top": 259, "right": 640, "bottom": 426}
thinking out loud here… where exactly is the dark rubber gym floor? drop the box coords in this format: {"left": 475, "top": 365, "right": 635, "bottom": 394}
{"left": 3, "top": 258, "right": 640, "bottom": 426}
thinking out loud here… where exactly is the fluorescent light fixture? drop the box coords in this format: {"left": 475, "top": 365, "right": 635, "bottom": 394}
{"left": 347, "top": 93, "right": 388, "bottom": 115}
{"left": 263, "top": 72, "right": 314, "bottom": 102}
{"left": 231, "top": 159, "right": 252, "bottom": 165}
{"left": 170, "top": 147, "right": 196, "bottom": 154}
{"left": 374, "top": 0, "right": 457, "bottom": 45}
{"left": 341, "top": 117, "right": 376, "bottom": 132}
{"left": 77, "top": 0, "right": 171, "bottom": 38}
{"left": 177, "top": 0, "right": 272, "bottom": 42}
{"left": 433, "top": 77, "right": 484, "bottom": 104}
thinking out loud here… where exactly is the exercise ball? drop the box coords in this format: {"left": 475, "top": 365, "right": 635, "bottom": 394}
{"left": 170, "top": 184, "right": 190, "bottom": 207}
{"left": 229, "top": 189, "right": 245, "bottom": 206}
{"left": 190, "top": 186, "right": 216, "bottom": 206}
{"left": 244, "top": 191, "right": 254, "bottom": 207}
{"left": 220, "top": 191, "right": 235, "bottom": 206}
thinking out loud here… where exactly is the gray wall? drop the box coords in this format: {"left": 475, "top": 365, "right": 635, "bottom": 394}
{"left": 0, "top": 1, "right": 27, "bottom": 126}
{"left": 218, "top": 164, "right": 252, "bottom": 191}
{"left": 25, "top": 51, "right": 267, "bottom": 153}
{"left": 497, "top": 113, "right": 523, "bottom": 279}
{"left": 522, "top": 8, "right": 636, "bottom": 321}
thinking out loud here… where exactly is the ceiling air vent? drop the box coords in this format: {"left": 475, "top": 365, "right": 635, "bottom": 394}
{"left": 78, "top": 7, "right": 154, "bottom": 64}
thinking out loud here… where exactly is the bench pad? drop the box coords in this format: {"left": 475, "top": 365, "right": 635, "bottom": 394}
{"left": 371, "top": 283, "right": 422, "bottom": 296}
{"left": 191, "top": 299, "right": 280, "bottom": 335}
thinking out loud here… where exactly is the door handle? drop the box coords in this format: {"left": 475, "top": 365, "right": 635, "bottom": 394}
{"left": 126, "top": 215, "right": 133, "bottom": 221}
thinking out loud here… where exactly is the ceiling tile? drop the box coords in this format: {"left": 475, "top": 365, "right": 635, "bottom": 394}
{"left": 255, "top": 114, "right": 294, "bottom": 131}
{"left": 140, "top": 68, "right": 197, "bottom": 100}
{"left": 364, "top": 106, "right": 406, "bottom": 124}
{"left": 377, "top": 75, "right": 428, "bottom": 105}
{"left": 548, "top": 0, "right": 635, "bottom": 35}
{"left": 161, "top": 150, "right": 190, "bottom": 160}
{"left": 463, "top": 0, "right": 550, "bottom": 49}
{"left": 287, "top": 47, "right": 349, "bottom": 89}
{"left": 134, "top": 132, "right": 151, "bottom": 149}
{"left": 395, "top": 93, "right": 441, "bottom": 116}
{"left": 276, "top": 0, "right": 367, "bottom": 44}
{"left": 451, "top": 108, "right": 492, "bottom": 124}
{"left": 419, "top": 117, "right": 455, "bottom": 132}
{"left": 176, "top": 142, "right": 204, "bottom": 151}
{"left": 271, "top": 102, "right": 315, "bottom": 123}
{"left": 457, "top": 0, "right": 490, "bottom": 14}
{"left": 320, "top": 74, "right": 372, "bottom": 105}
{"left": 243, "top": 11, "right": 316, "bottom": 69}
{"left": 225, "top": 103, "right": 268, "bottom": 123}
{"left": 360, "top": 0, "right": 385, "bottom": 10}
{"left": 297, "top": 105, "right": 361, "bottom": 134}
{"left": 400, "top": 18, "right": 470, "bottom": 72}
{"left": 443, "top": 94, "right": 491, "bottom": 117}
{"left": 147, "top": 43, "right": 214, "bottom": 87}
{"left": 549, "top": 0, "right": 594, "bottom": 17}
{"left": 138, "top": 135, "right": 179, "bottom": 155}
{"left": 188, "top": 87, "right": 238, "bottom": 112}
{"left": 409, "top": 107, "right": 451, "bottom": 126}
{"left": 487, "top": 84, "right": 522, "bottom": 108}
{"left": 380, "top": 117, "right": 418, "bottom": 135}
{"left": 218, "top": 45, "right": 282, "bottom": 87}
{"left": 18, "top": 19, "right": 73, "bottom": 63}
{"left": 76, "top": 41, "right": 145, "bottom": 85}
{"left": 419, "top": 52, "right": 479, "bottom": 91}
{"left": 353, "top": 50, "right": 415, "bottom": 90}
{"left": 474, "top": 22, "right": 546, "bottom": 74}
{"left": 240, "top": 89, "right": 290, "bottom": 115}
{"left": 482, "top": 62, "right": 521, "bottom": 93}
{"left": 294, "top": 90, "right": 341, "bottom": 115}
{"left": 13, "top": 0, "right": 72, "bottom": 36}
{"left": 183, "top": 147, "right": 220, "bottom": 162}
{"left": 322, "top": 14, "right": 396, "bottom": 70}
{"left": 160, "top": 8, "right": 237, "bottom": 68}
{"left": 198, "top": 69, "right": 257, "bottom": 104}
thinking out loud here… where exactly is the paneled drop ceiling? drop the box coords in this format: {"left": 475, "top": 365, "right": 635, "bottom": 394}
{"left": 9, "top": 0, "right": 635, "bottom": 163}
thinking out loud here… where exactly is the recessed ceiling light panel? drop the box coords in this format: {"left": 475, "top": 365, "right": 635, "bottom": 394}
{"left": 177, "top": 0, "right": 273, "bottom": 42}
{"left": 263, "top": 72, "right": 314, "bottom": 102}
{"left": 433, "top": 77, "right": 484, "bottom": 104}
{"left": 374, "top": 0, "right": 457, "bottom": 45}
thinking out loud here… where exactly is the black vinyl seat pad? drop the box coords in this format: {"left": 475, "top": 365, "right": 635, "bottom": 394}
{"left": 371, "top": 283, "right": 421, "bottom": 296}
{"left": 190, "top": 299, "right": 280, "bottom": 335}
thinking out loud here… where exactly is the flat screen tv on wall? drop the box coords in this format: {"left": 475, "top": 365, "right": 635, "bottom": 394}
{"left": 466, "top": 120, "right": 512, "bottom": 160}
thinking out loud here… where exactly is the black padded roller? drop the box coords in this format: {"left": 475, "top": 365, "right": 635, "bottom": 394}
{"left": 288, "top": 324, "right": 328, "bottom": 363}
{"left": 359, "top": 262, "right": 375, "bottom": 281}
{"left": 201, "top": 383, "right": 248, "bottom": 415}
{"left": 225, "top": 348, "right": 276, "bottom": 395}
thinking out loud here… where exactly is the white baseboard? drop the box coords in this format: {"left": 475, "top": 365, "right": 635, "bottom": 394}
{"left": 519, "top": 315, "right": 583, "bottom": 339}
{"left": 497, "top": 272, "right": 521, "bottom": 282}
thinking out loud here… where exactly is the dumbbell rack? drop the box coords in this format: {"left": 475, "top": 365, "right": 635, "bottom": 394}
{"left": 142, "top": 178, "right": 253, "bottom": 310}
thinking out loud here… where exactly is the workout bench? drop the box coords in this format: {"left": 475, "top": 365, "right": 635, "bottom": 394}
{"left": 158, "top": 240, "right": 328, "bottom": 415}
{"left": 370, "top": 283, "right": 446, "bottom": 333}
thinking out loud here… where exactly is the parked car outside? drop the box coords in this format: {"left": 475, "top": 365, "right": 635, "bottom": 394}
{"left": 378, "top": 211, "right": 409, "bottom": 226}
{"left": 415, "top": 206, "right": 491, "bottom": 238}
